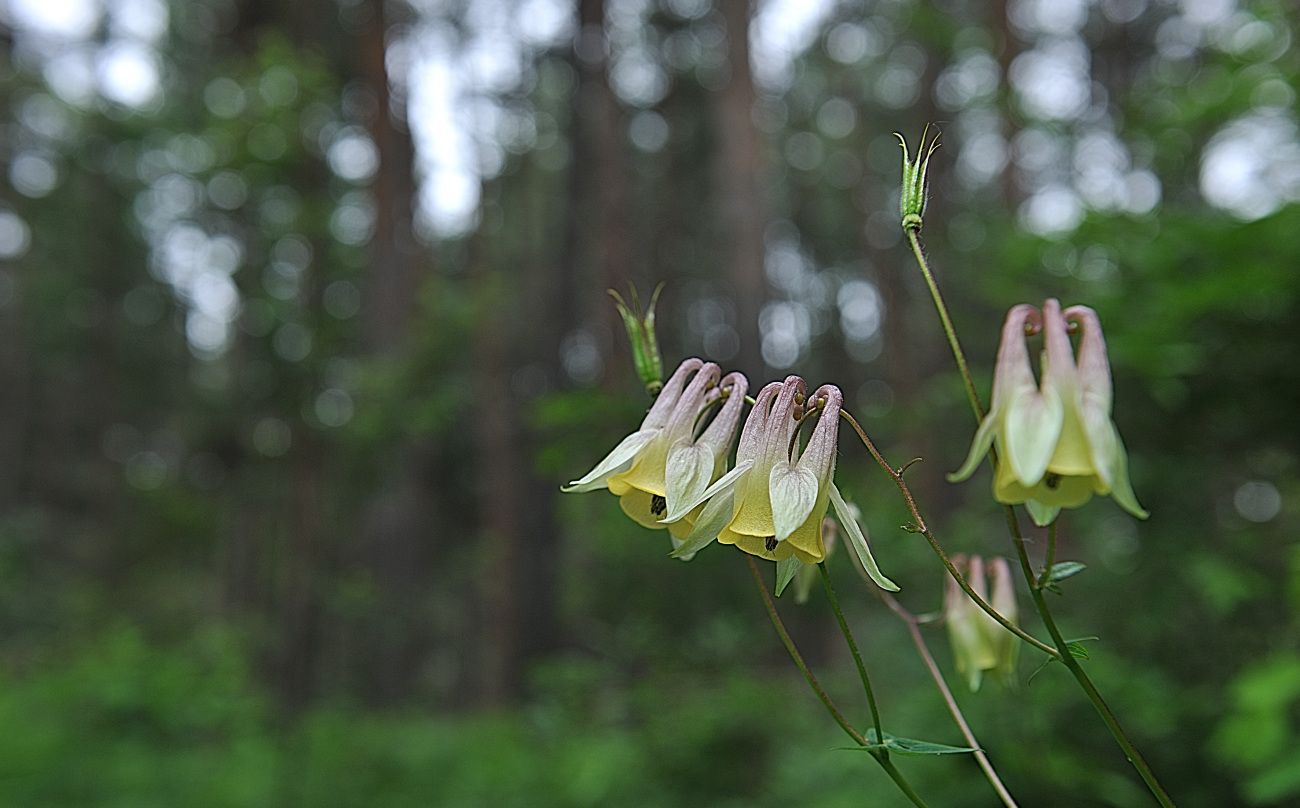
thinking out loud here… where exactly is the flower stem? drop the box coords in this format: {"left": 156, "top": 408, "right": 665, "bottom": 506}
{"left": 878, "top": 757, "right": 933, "bottom": 808}
{"left": 877, "top": 588, "right": 1020, "bottom": 808}
{"left": 745, "top": 555, "right": 931, "bottom": 808}
{"left": 906, "top": 228, "right": 985, "bottom": 422}
{"left": 818, "top": 562, "right": 884, "bottom": 742}
{"left": 747, "top": 554, "right": 867, "bottom": 747}
{"left": 1036, "top": 518, "right": 1060, "bottom": 590}
{"left": 839, "top": 409, "right": 1058, "bottom": 658}
{"left": 1003, "top": 508, "right": 1178, "bottom": 808}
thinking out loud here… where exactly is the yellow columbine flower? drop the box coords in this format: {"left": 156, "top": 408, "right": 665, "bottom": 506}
{"left": 607, "top": 366, "right": 746, "bottom": 541}
{"left": 655, "top": 370, "right": 749, "bottom": 554}
{"left": 949, "top": 299, "right": 1148, "bottom": 526}
{"left": 563, "top": 358, "right": 748, "bottom": 544}
{"left": 561, "top": 357, "right": 707, "bottom": 499}
{"left": 668, "top": 377, "right": 897, "bottom": 591}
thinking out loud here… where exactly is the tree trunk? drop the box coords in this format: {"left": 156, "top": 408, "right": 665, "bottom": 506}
{"left": 715, "top": 0, "right": 768, "bottom": 380}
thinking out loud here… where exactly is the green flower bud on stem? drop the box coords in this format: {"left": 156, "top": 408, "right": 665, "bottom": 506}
{"left": 896, "top": 126, "right": 940, "bottom": 232}
{"left": 609, "top": 283, "right": 665, "bottom": 396}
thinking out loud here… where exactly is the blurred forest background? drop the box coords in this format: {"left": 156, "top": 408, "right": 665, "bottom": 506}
{"left": 0, "top": 0, "right": 1296, "bottom": 804}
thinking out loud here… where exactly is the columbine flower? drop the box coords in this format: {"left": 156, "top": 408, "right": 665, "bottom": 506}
{"left": 949, "top": 299, "right": 1148, "bottom": 526}
{"left": 944, "top": 555, "right": 1019, "bottom": 692}
{"left": 621, "top": 369, "right": 748, "bottom": 546}
{"left": 561, "top": 356, "right": 708, "bottom": 499}
{"left": 668, "top": 377, "right": 897, "bottom": 591}
{"left": 563, "top": 358, "right": 749, "bottom": 544}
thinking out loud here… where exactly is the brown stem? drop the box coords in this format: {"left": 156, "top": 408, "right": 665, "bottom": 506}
{"left": 839, "top": 410, "right": 1058, "bottom": 658}
{"left": 877, "top": 588, "right": 1020, "bottom": 808}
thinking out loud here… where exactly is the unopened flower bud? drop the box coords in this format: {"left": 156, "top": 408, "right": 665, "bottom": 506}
{"left": 609, "top": 283, "right": 664, "bottom": 396}
{"left": 944, "top": 555, "right": 1019, "bottom": 692}
{"left": 896, "top": 127, "right": 940, "bottom": 232}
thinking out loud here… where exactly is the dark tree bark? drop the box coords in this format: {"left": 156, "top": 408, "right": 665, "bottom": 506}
{"left": 359, "top": 0, "right": 421, "bottom": 353}
{"left": 349, "top": 0, "right": 439, "bottom": 705}
{"left": 714, "top": 0, "right": 769, "bottom": 381}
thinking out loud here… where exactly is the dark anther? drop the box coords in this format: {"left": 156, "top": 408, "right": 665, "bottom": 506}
{"left": 650, "top": 495, "right": 667, "bottom": 516}
{"left": 764, "top": 536, "right": 778, "bottom": 552}
{"left": 1044, "top": 472, "right": 1062, "bottom": 490}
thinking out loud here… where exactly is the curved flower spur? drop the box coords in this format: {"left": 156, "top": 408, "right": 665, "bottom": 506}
{"left": 948, "top": 299, "right": 1148, "bottom": 526}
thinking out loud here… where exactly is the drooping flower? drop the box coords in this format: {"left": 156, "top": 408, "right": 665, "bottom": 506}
{"left": 944, "top": 556, "right": 1019, "bottom": 692}
{"left": 656, "top": 371, "right": 749, "bottom": 553}
{"left": 563, "top": 358, "right": 750, "bottom": 543}
{"left": 561, "top": 356, "right": 708, "bottom": 497}
{"left": 949, "top": 299, "right": 1148, "bottom": 526}
{"left": 667, "top": 377, "right": 897, "bottom": 591}
{"left": 608, "top": 368, "right": 747, "bottom": 541}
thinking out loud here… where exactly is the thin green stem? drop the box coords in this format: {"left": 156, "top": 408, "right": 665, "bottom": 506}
{"left": 819, "top": 562, "right": 883, "bottom": 741}
{"left": 1036, "top": 518, "right": 1060, "bottom": 589}
{"left": 1003, "top": 508, "right": 1177, "bottom": 808}
{"left": 906, "top": 228, "right": 984, "bottom": 422}
{"left": 878, "top": 757, "right": 932, "bottom": 808}
{"left": 747, "top": 556, "right": 931, "bottom": 808}
{"left": 877, "top": 588, "right": 1020, "bottom": 808}
{"left": 747, "top": 554, "right": 867, "bottom": 747}
{"left": 839, "top": 409, "right": 1058, "bottom": 658}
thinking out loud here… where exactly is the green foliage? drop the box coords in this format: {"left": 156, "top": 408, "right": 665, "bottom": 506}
{"left": 1211, "top": 653, "right": 1300, "bottom": 804}
{"left": 0, "top": 627, "right": 976, "bottom": 808}
{"left": 1045, "top": 562, "right": 1087, "bottom": 584}
{"left": 850, "top": 730, "right": 979, "bottom": 756}
{"left": 0, "top": 626, "right": 276, "bottom": 807}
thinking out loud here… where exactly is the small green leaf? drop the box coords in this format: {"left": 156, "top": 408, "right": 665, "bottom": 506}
{"left": 774, "top": 556, "right": 801, "bottom": 597}
{"left": 840, "top": 731, "right": 979, "bottom": 756}
{"left": 1027, "top": 636, "right": 1100, "bottom": 683}
{"left": 1047, "top": 561, "right": 1087, "bottom": 583}
{"left": 900, "top": 523, "right": 922, "bottom": 534}
{"left": 886, "top": 737, "right": 981, "bottom": 756}
{"left": 1063, "top": 637, "right": 1099, "bottom": 660}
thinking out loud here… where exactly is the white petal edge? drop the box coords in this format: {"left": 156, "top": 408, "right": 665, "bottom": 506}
{"left": 831, "top": 483, "right": 899, "bottom": 592}
{"left": 669, "top": 490, "right": 734, "bottom": 560}
{"left": 1002, "top": 387, "right": 1064, "bottom": 487}
{"left": 561, "top": 429, "right": 657, "bottom": 492}
{"left": 663, "top": 440, "right": 715, "bottom": 523}
{"left": 661, "top": 459, "right": 753, "bottom": 524}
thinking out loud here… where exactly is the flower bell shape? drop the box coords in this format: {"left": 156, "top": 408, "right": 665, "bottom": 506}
{"left": 656, "top": 371, "right": 749, "bottom": 550}
{"left": 949, "top": 299, "right": 1148, "bottom": 526}
{"left": 944, "top": 556, "right": 1019, "bottom": 692}
{"left": 666, "top": 378, "right": 897, "bottom": 591}
{"left": 723, "top": 377, "right": 830, "bottom": 563}
{"left": 561, "top": 357, "right": 708, "bottom": 499}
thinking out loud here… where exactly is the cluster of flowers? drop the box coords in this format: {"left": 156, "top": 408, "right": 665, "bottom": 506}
{"left": 563, "top": 358, "right": 898, "bottom": 592}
